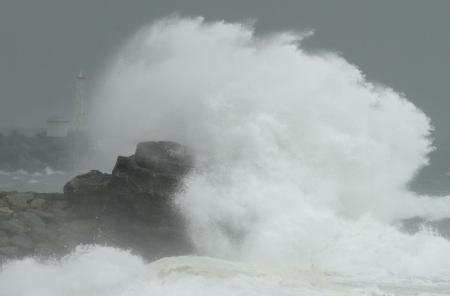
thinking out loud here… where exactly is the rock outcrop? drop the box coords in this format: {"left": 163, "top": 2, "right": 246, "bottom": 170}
{"left": 65, "top": 141, "right": 191, "bottom": 222}
{"left": 0, "top": 191, "right": 72, "bottom": 260}
{"left": 0, "top": 141, "right": 192, "bottom": 261}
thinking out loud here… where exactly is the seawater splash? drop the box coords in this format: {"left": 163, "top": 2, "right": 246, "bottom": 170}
{"left": 2, "top": 16, "right": 450, "bottom": 296}
{"left": 91, "top": 16, "right": 450, "bottom": 278}
{"left": 2, "top": 246, "right": 448, "bottom": 296}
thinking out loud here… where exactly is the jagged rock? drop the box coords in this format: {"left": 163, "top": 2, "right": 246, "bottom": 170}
{"left": 10, "top": 235, "right": 34, "bottom": 250}
{"left": 0, "top": 199, "right": 8, "bottom": 208}
{"left": 63, "top": 170, "right": 111, "bottom": 214}
{"left": 34, "top": 243, "right": 56, "bottom": 256}
{"left": 56, "top": 220, "right": 96, "bottom": 250}
{"left": 47, "top": 207, "right": 73, "bottom": 222}
{"left": 17, "top": 211, "right": 45, "bottom": 228}
{"left": 0, "top": 219, "right": 27, "bottom": 234}
{"left": 110, "top": 142, "right": 191, "bottom": 218}
{"left": 62, "top": 141, "right": 193, "bottom": 256}
{"left": 0, "top": 246, "right": 21, "bottom": 257}
{"left": 65, "top": 141, "right": 191, "bottom": 220}
{"left": 134, "top": 141, "right": 191, "bottom": 175}
{"left": 52, "top": 200, "right": 68, "bottom": 209}
{"left": 0, "top": 231, "right": 9, "bottom": 246}
{"left": 0, "top": 207, "right": 13, "bottom": 219}
{"left": 29, "top": 198, "right": 47, "bottom": 209}
{"left": 29, "top": 209, "right": 56, "bottom": 222}
{"left": 29, "top": 226, "right": 55, "bottom": 243}
{"left": 5, "top": 192, "right": 33, "bottom": 210}
{"left": 0, "top": 141, "right": 193, "bottom": 260}
{"left": 112, "top": 141, "right": 191, "bottom": 193}
{"left": 64, "top": 170, "right": 111, "bottom": 197}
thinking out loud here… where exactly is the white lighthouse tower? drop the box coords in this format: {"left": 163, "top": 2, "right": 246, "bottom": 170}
{"left": 69, "top": 71, "right": 93, "bottom": 170}
{"left": 72, "top": 71, "right": 88, "bottom": 132}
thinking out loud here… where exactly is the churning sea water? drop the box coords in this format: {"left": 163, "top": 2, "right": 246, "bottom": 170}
{"left": 0, "top": 168, "right": 73, "bottom": 193}
{"left": 1, "top": 246, "right": 450, "bottom": 296}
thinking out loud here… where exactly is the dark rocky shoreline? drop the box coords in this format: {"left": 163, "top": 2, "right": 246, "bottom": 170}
{"left": 4, "top": 140, "right": 448, "bottom": 264}
{"left": 0, "top": 141, "right": 193, "bottom": 262}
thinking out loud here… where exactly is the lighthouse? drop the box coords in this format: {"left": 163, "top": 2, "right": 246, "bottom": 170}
{"left": 72, "top": 71, "right": 88, "bottom": 132}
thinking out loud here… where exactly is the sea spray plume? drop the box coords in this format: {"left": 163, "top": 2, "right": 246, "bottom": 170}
{"left": 93, "top": 16, "right": 450, "bottom": 276}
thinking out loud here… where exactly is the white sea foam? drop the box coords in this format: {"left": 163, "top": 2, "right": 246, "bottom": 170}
{"left": 90, "top": 17, "right": 450, "bottom": 278}
{"left": 1, "top": 246, "right": 447, "bottom": 296}
{"left": 0, "top": 167, "right": 70, "bottom": 192}
{"left": 2, "top": 16, "right": 450, "bottom": 295}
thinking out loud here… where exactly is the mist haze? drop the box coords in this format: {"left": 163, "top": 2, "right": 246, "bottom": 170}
{"left": 1, "top": 0, "right": 449, "bottom": 193}
{"left": 1, "top": 2, "right": 450, "bottom": 295}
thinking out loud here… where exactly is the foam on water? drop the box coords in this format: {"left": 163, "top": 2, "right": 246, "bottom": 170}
{"left": 2, "top": 16, "right": 450, "bottom": 295}
{"left": 0, "top": 167, "right": 72, "bottom": 192}
{"left": 1, "top": 246, "right": 448, "bottom": 296}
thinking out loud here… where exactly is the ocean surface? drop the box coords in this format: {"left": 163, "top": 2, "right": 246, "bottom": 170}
{"left": 0, "top": 168, "right": 75, "bottom": 193}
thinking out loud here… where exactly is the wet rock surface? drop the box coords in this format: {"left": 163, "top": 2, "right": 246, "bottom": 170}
{"left": 0, "top": 192, "right": 67, "bottom": 260}
{"left": 0, "top": 141, "right": 192, "bottom": 262}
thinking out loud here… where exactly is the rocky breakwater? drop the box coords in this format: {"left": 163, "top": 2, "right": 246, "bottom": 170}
{"left": 0, "top": 192, "right": 70, "bottom": 260}
{"left": 0, "top": 141, "right": 192, "bottom": 262}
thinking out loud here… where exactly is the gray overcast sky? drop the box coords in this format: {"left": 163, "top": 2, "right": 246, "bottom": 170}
{"left": 0, "top": 1, "right": 449, "bottom": 147}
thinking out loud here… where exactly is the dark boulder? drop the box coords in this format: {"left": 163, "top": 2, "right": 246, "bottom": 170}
{"left": 63, "top": 141, "right": 193, "bottom": 257}
{"left": 0, "top": 141, "right": 193, "bottom": 260}
{"left": 64, "top": 141, "right": 191, "bottom": 217}
{"left": 64, "top": 170, "right": 111, "bottom": 212}
{"left": 133, "top": 141, "right": 191, "bottom": 175}
{"left": 64, "top": 170, "right": 111, "bottom": 197}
